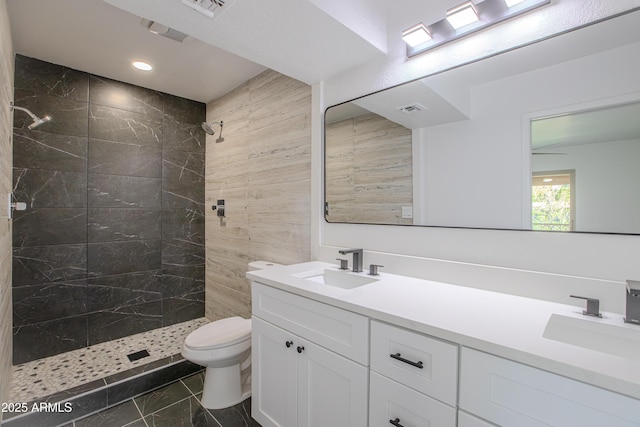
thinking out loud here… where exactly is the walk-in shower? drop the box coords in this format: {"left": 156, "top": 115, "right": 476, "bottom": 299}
{"left": 7, "top": 54, "right": 208, "bottom": 426}
{"left": 202, "top": 120, "right": 224, "bottom": 142}
{"left": 9, "top": 101, "right": 52, "bottom": 129}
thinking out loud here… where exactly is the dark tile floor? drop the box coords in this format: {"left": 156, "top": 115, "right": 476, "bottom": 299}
{"left": 67, "top": 372, "right": 261, "bottom": 427}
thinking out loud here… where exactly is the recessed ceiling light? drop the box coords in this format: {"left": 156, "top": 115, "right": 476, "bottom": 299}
{"left": 132, "top": 61, "right": 153, "bottom": 71}
{"left": 543, "top": 178, "right": 553, "bottom": 183}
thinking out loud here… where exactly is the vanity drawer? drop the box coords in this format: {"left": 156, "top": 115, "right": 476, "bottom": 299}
{"left": 370, "top": 320, "right": 458, "bottom": 406}
{"left": 252, "top": 282, "right": 369, "bottom": 364}
{"left": 458, "top": 411, "right": 497, "bottom": 427}
{"left": 460, "top": 347, "right": 640, "bottom": 427}
{"left": 369, "top": 372, "right": 456, "bottom": 427}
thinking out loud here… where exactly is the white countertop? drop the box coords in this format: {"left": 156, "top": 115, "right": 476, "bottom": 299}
{"left": 247, "top": 261, "right": 640, "bottom": 400}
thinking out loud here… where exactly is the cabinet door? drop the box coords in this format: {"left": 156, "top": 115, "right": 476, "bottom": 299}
{"left": 297, "top": 338, "right": 368, "bottom": 427}
{"left": 252, "top": 317, "right": 298, "bottom": 427}
{"left": 369, "top": 372, "right": 456, "bottom": 427}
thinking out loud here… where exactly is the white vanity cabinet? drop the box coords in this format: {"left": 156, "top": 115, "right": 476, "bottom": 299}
{"left": 251, "top": 282, "right": 369, "bottom": 427}
{"left": 460, "top": 347, "right": 640, "bottom": 427}
{"left": 369, "top": 320, "right": 458, "bottom": 427}
{"left": 249, "top": 263, "right": 640, "bottom": 427}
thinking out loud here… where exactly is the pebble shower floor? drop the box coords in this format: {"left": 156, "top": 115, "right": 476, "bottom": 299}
{"left": 8, "top": 318, "right": 208, "bottom": 403}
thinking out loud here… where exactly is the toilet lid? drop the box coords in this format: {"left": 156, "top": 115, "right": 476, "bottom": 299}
{"left": 185, "top": 317, "right": 251, "bottom": 350}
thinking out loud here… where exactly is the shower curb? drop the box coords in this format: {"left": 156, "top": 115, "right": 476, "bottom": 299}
{"left": 1, "top": 354, "right": 202, "bottom": 427}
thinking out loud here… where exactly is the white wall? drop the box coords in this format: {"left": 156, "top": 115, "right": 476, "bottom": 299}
{"left": 313, "top": 1, "right": 640, "bottom": 313}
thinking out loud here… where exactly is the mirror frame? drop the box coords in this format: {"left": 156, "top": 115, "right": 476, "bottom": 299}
{"left": 323, "top": 8, "right": 640, "bottom": 236}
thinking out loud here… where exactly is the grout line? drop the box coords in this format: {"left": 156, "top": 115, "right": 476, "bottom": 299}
{"left": 192, "top": 393, "right": 223, "bottom": 427}
{"left": 179, "top": 378, "right": 193, "bottom": 397}
{"left": 131, "top": 398, "right": 149, "bottom": 427}
{"left": 178, "top": 373, "right": 221, "bottom": 427}
{"left": 145, "top": 395, "right": 193, "bottom": 419}
{"left": 182, "top": 374, "right": 224, "bottom": 427}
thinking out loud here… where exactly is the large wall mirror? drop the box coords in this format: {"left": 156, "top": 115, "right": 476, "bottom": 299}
{"left": 324, "top": 9, "right": 640, "bottom": 234}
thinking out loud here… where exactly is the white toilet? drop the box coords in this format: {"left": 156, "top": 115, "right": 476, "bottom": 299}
{"left": 181, "top": 260, "right": 280, "bottom": 409}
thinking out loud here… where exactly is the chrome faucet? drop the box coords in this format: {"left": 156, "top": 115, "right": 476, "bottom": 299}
{"left": 625, "top": 280, "right": 640, "bottom": 325}
{"left": 338, "top": 248, "right": 363, "bottom": 273}
{"left": 570, "top": 295, "right": 601, "bottom": 318}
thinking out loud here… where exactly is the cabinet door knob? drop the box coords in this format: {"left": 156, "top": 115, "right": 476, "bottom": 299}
{"left": 297, "top": 346, "right": 305, "bottom": 354}
{"left": 389, "top": 418, "right": 404, "bottom": 427}
{"left": 390, "top": 353, "right": 424, "bottom": 369}
{"left": 285, "top": 340, "right": 293, "bottom": 348}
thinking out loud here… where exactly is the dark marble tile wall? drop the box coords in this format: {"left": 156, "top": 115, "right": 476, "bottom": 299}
{"left": 12, "top": 55, "right": 205, "bottom": 364}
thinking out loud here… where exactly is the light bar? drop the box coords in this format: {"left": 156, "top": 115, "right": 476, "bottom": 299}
{"left": 402, "top": 0, "right": 550, "bottom": 58}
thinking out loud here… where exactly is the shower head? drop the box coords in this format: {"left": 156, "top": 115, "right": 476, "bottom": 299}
{"left": 9, "top": 102, "right": 52, "bottom": 130}
{"left": 201, "top": 121, "right": 216, "bottom": 135}
{"left": 202, "top": 120, "right": 224, "bottom": 142}
{"left": 28, "top": 115, "right": 52, "bottom": 130}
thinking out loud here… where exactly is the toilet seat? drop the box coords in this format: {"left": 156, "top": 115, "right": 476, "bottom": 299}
{"left": 184, "top": 317, "right": 251, "bottom": 351}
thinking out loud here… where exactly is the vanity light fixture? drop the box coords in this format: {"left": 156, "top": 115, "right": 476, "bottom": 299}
{"left": 446, "top": 1, "right": 479, "bottom": 30}
{"left": 402, "top": 23, "right": 432, "bottom": 47}
{"left": 403, "top": 0, "right": 550, "bottom": 58}
{"left": 132, "top": 61, "right": 153, "bottom": 71}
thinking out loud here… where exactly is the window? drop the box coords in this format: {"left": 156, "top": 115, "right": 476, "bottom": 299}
{"left": 531, "top": 171, "right": 575, "bottom": 231}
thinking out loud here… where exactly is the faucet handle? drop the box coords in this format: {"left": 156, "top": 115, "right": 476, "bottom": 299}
{"left": 336, "top": 258, "right": 349, "bottom": 270}
{"left": 368, "top": 264, "right": 384, "bottom": 276}
{"left": 570, "top": 295, "right": 602, "bottom": 318}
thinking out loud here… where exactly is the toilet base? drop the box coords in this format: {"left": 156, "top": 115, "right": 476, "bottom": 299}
{"left": 200, "top": 364, "right": 251, "bottom": 410}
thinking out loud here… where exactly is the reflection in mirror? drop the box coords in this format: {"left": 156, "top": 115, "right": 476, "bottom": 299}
{"left": 531, "top": 170, "right": 575, "bottom": 231}
{"left": 325, "top": 107, "right": 413, "bottom": 225}
{"left": 324, "top": 9, "right": 640, "bottom": 234}
{"left": 531, "top": 102, "right": 640, "bottom": 233}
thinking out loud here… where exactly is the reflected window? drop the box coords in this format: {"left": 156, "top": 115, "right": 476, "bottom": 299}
{"left": 532, "top": 171, "right": 574, "bottom": 231}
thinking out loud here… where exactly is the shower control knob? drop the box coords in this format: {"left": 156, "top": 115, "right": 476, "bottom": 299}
{"left": 285, "top": 340, "right": 293, "bottom": 348}
{"left": 297, "top": 346, "right": 305, "bottom": 354}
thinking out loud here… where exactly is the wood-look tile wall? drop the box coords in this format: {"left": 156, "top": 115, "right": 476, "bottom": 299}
{"left": 205, "top": 70, "right": 311, "bottom": 321}
{"left": 325, "top": 113, "right": 413, "bottom": 225}
{"left": 0, "top": 0, "right": 13, "bottom": 412}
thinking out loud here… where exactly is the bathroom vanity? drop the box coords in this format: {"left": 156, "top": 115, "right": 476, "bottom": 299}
{"left": 248, "top": 262, "right": 640, "bottom": 427}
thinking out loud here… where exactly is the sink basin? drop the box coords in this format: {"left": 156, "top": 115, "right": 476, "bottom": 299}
{"left": 543, "top": 314, "right": 640, "bottom": 361}
{"left": 292, "top": 269, "right": 378, "bottom": 289}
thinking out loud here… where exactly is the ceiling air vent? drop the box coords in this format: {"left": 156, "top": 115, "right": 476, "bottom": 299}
{"left": 397, "top": 103, "right": 428, "bottom": 114}
{"left": 181, "top": 0, "right": 228, "bottom": 18}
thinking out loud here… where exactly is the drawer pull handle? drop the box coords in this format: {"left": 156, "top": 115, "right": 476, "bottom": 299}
{"left": 297, "top": 346, "right": 305, "bottom": 354}
{"left": 285, "top": 341, "right": 293, "bottom": 348}
{"left": 389, "top": 418, "right": 405, "bottom": 427}
{"left": 390, "top": 353, "right": 424, "bottom": 369}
